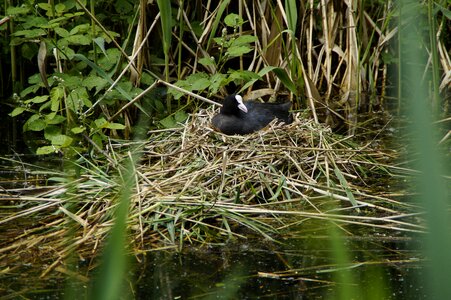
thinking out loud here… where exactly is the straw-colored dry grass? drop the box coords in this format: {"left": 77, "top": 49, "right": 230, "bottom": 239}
{"left": 0, "top": 108, "right": 423, "bottom": 276}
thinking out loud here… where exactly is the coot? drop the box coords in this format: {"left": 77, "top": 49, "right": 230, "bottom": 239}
{"left": 212, "top": 94, "right": 292, "bottom": 135}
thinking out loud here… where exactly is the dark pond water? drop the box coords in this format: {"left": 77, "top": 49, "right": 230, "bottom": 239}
{"left": 1, "top": 234, "right": 424, "bottom": 299}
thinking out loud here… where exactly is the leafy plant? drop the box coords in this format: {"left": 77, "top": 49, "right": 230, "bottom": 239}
{"left": 7, "top": 1, "right": 138, "bottom": 155}
{"left": 168, "top": 13, "right": 260, "bottom": 99}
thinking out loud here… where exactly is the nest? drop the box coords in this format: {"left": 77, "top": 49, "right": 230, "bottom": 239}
{"left": 130, "top": 107, "right": 410, "bottom": 243}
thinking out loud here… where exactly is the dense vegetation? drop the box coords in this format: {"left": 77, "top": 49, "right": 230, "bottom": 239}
{"left": 1, "top": 0, "right": 448, "bottom": 154}
{"left": 0, "top": 0, "right": 449, "bottom": 298}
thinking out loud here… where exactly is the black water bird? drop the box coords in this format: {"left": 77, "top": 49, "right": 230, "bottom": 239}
{"left": 212, "top": 94, "right": 293, "bottom": 135}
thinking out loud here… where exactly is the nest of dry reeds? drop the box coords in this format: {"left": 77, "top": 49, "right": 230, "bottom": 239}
{"left": 128, "top": 107, "right": 421, "bottom": 244}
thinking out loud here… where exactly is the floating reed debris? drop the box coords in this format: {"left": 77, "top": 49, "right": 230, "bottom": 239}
{"left": 0, "top": 108, "right": 423, "bottom": 276}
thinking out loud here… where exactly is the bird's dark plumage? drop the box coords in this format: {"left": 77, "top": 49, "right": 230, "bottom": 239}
{"left": 212, "top": 94, "right": 293, "bottom": 135}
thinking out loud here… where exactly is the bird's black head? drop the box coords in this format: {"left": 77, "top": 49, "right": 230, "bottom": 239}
{"left": 220, "top": 94, "right": 248, "bottom": 115}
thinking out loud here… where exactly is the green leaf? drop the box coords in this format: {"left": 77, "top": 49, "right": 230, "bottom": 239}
{"left": 73, "top": 53, "right": 132, "bottom": 101}
{"left": 199, "top": 57, "right": 215, "bottom": 67}
{"left": 20, "top": 85, "right": 41, "bottom": 97}
{"left": 71, "top": 126, "right": 86, "bottom": 134}
{"left": 12, "top": 29, "right": 47, "bottom": 38}
{"left": 50, "top": 86, "right": 64, "bottom": 111}
{"left": 70, "top": 24, "right": 90, "bottom": 35}
{"left": 435, "top": 3, "right": 451, "bottom": 19}
{"left": 272, "top": 68, "right": 298, "bottom": 96}
{"left": 93, "top": 37, "right": 107, "bottom": 56}
{"left": 227, "top": 70, "right": 260, "bottom": 83}
{"left": 224, "top": 13, "right": 244, "bottom": 27}
{"left": 51, "top": 134, "right": 73, "bottom": 147}
{"left": 191, "top": 78, "right": 210, "bottom": 91}
{"left": 9, "top": 107, "right": 26, "bottom": 117}
{"left": 37, "top": 146, "right": 59, "bottom": 155}
{"left": 65, "top": 34, "right": 91, "bottom": 45}
{"left": 207, "top": 0, "right": 231, "bottom": 48}
{"left": 231, "top": 35, "right": 257, "bottom": 46}
{"left": 174, "top": 110, "right": 188, "bottom": 123}
{"left": 83, "top": 75, "right": 108, "bottom": 91}
{"left": 239, "top": 66, "right": 276, "bottom": 93}
{"left": 37, "top": 3, "right": 52, "bottom": 11}
{"left": 209, "top": 73, "right": 227, "bottom": 94}
{"left": 227, "top": 45, "right": 252, "bottom": 57}
{"left": 105, "top": 122, "right": 126, "bottom": 130}
{"left": 54, "top": 27, "right": 70, "bottom": 38}
{"left": 45, "top": 114, "right": 66, "bottom": 125}
{"left": 6, "top": 6, "right": 30, "bottom": 15}
{"left": 44, "top": 125, "right": 61, "bottom": 139}
{"left": 21, "top": 43, "right": 38, "bottom": 61}
{"left": 25, "top": 95, "right": 49, "bottom": 104}
{"left": 27, "top": 117, "right": 46, "bottom": 131}
{"left": 55, "top": 3, "right": 66, "bottom": 14}
{"left": 94, "top": 117, "right": 108, "bottom": 129}
{"left": 159, "top": 115, "right": 176, "bottom": 128}
{"left": 285, "top": 0, "right": 297, "bottom": 34}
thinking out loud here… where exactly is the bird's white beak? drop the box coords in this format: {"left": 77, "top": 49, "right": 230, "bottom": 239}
{"left": 235, "top": 95, "right": 248, "bottom": 113}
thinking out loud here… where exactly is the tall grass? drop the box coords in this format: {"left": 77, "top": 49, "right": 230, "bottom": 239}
{"left": 400, "top": 0, "right": 451, "bottom": 299}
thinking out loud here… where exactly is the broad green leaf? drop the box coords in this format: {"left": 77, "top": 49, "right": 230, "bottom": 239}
{"left": 199, "top": 57, "right": 215, "bottom": 67}
{"left": 9, "top": 107, "right": 26, "bottom": 117}
{"left": 65, "top": 34, "right": 91, "bottom": 45}
{"left": 71, "top": 126, "right": 86, "bottom": 134}
{"left": 94, "top": 117, "right": 108, "bottom": 129}
{"left": 83, "top": 75, "right": 108, "bottom": 91}
{"left": 239, "top": 66, "right": 277, "bottom": 92}
{"left": 285, "top": 0, "right": 297, "bottom": 34}
{"left": 37, "top": 3, "right": 52, "bottom": 11}
{"left": 45, "top": 114, "right": 66, "bottom": 125}
{"left": 209, "top": 73, "right": 227, "bottom": 94}
{"left": 159, "top": 115, "right": 176, "bottom": 128}
{"left": 272, "top": 68, "right": 298, "bottom": 96}
{"left": 21, "top": 43, "right": 38, "bottom": 60}
{"left": 191, "top": 78, "right": 210, "bottom": 91}
{"left": 25, "top": 95, "right": 49, "bottom": 104}
{"left": 54, "top": 27, "right": 70, "bottom": 38}
{"left": 51, "top": 96, "right": 60, "bottom": 112}
{"left": 93, "top": 37, "right": 107, "bottom": 56}
{"left": 44, "top": 125, "right": 61, "bottom": 139}
{"left": 50, "top": 86, "right": 64, "bottom": 111}
{"left": 7, "top": 6, "right": 30, "bottom": 15}
{"left": 227, "top": 45, "right": 252, "bottom": 57}
{"left": 230, "top": 35, "right": 257, "bottom": 47}
{"left": 51, "top": 134, "right": 73, "bottom": 147}
{"left": 174, "top": 110, "right": 188, "bottom": 123}
{"left": 227, "top": 70, "right": 260, "bottom": 83}
{"left": 105, "top": 122, "right": 126, "bottom": 130}
{"left": 224, "top": 13, "right": 243, "bottom": 27}
{"left": 69, "top": 24, "right": 90, "bottom": 35}
{"left": 20, "top": 85, "right": 40, "bottom": 97}
{"left": 12, "top": 29, "right": 46, "bottom": 38}
{"left": 69, "top": 87, "right": 91, "bottom": 110}
{"left": 55, "top": 3, "right": 66, "bottom": 15}
{"left": 37, "top": 146, "right": 59, "bottom": 155}
{"left": 27, "top": 118, "right": 46, "bottom": 131}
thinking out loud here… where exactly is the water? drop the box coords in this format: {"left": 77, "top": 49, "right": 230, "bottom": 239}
{"left": 1, "top": 236, "right": 424, "bottom": 299}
